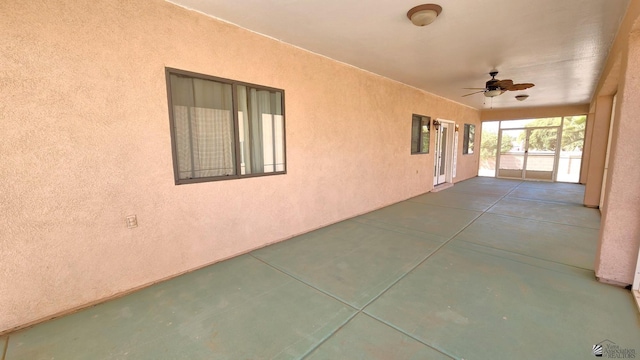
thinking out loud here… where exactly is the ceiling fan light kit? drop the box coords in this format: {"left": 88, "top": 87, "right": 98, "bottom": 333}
{"left": 462, "top": 71, "right": 535, "bottom": 99}
{"left": 407, "top": 4, "right": 442, "bottom": 26}
{"left": 484, "top": 89, "right": 502, "bottom": 98}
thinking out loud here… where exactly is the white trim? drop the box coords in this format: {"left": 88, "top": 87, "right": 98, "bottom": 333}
{"left": 452, "top": 127, "right": 458, "bottom": 179}
{"left": 433, "top": 119, "right": 456, "bottom": 186}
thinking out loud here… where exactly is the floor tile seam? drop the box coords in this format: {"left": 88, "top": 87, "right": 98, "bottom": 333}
{"left": 357, "top": 248, "right": 443, "bottom": 305}
{"left": 509, "top": 186, "right": 586, "bottom": 193}
{"left": 504, "top": 195, "right": 588, "bottom": 207}
{"left": 253, "top": 248, "right": 437, "bottom": 311}
{"left": 250, "top": 256, "right": 394, "bottom": 359}
{"left": 454, "top": 181, "right": 599, "bottom": 276}
{"left": 298, "top": 312, "right": 359, "bottom": 359}
{"left": 345, "top": 218, "right": 449, "bottom": 243}
{"left": 272, "top": 309, "right": 358, "bottom": 360}
{"left": 484, "top": 180, "right": 597, "bottom": 225}
{"left": 502, "top": 194, "right": 589, "bottom": 207}
{"left": 350, "top": 217, "right": 454, "bottom": 242}
{"left": 446, "top": 188, "right": 515, "bottom": 197}
{"left": 451, "top": 237, "right": 596, "bottom": 273}
{"left": 264, "top": 180, "right": 579, "bottom": 359}
{"left": 508, "top": 188, "right": 586, "bottom": 195}
{"left": 483, "top": 211, "right": 600, "bottom": 229}
{"left": 1, "top": 336, "right": 8, "bottom": 360}
{"left": 295, "top": 246, "right": 450, "bottom": 359}
{"left": 392, "top": 200, "right": 485, "bottom": 215}
{"left": 448, "top": 238, "right": 596, "bottom": 278}
{"left": 249, "top": 253, "right": 359, "bottom": 311}
{"left": 405, "top": 198, "right": 499, "bottom": 213}
{"left": 357, "top": 213, "right": 484, "bottom": 311}
{"left": 479, "top": 212, "right": 601, "bottom": 230}
{"left": 516, "top": 183, "right": 585, "bottom": 188}
{"left": 482, "top": 180, "right": 525, "bottom": 214}
{"left": 361, "top": 312, "right": 456, "bottom": 359}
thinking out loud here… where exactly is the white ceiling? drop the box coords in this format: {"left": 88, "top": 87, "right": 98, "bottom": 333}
{"left": 168, "top": 0, "right": 629, "bottom": 110}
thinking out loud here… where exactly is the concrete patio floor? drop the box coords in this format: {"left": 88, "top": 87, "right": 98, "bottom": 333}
{"left": 3, "top": 177, "right": 639, "bottom": 359}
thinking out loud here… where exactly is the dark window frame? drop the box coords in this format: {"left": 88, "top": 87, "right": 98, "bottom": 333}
{"left": 411, "top": 114, "right": 431, "bottom": 154}
{"left": 463, "top": 123, "right": 475, "bottom": 155}
{"left": 165, "top": 67, "right": 287, "bottom": 185}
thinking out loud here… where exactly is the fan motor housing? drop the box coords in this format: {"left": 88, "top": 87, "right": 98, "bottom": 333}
{"left": 486, "top": 71, "right": 500, "bottom": 89}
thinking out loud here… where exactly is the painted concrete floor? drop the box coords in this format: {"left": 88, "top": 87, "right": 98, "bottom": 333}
{"left": 3, "top": 177, "right": 639, "bottom": 359}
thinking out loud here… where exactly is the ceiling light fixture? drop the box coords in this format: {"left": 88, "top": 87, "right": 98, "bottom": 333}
{"left": 407, "top": 4, "right": 442, "bottom": 26}
{"left": 515, "top": 94, "right": 530, "bottom": 101}
{"left": 484, "top": 89, "right": 503, "bottom": 98}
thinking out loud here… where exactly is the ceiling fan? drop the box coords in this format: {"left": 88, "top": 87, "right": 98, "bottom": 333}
{"left": 462, "top": 71, "right": 534, "bottom": 98}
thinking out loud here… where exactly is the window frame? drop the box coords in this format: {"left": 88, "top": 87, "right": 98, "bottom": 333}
{"left": 411, "top": 114, "right": 431, "bottom": 155}
{"left": 463, "top": 123, "right": 475, "bottom": 155}
{"left": 165, "top": 67, "right": 287, "bottom": 185}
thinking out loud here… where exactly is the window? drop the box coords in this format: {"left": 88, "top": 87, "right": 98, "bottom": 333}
{"left": 411, "top": 114, "right": 430, "bottom": 154}
{"left": 463, "top": 124, "right": 475, "bottom": 155}
{"left": 166, "top": 68, "right": 286, "bottom": 184}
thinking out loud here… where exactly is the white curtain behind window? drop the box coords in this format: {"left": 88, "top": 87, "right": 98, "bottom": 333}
{"left": 170, "top": 74, "right": 235, "bottom": 179}
{"left": 173, "top": 106, "right": 234, "bottom": 178}
{"left": 237, "top": 86, "right": 284, "bottom": 174}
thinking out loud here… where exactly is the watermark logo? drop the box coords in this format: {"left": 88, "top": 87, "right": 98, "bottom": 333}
{"left": 593, "top": 344, "right": 603, "bottom": 357}
{"left": 592, "top": 339, "right": 636, "bottom": 358}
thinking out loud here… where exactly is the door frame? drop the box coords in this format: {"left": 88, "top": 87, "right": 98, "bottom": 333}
{"left": 433, "top": 118, "right": 457, "bottom": 186}
{"left": 496, "top": 125, "right": 561, "bottom": 181}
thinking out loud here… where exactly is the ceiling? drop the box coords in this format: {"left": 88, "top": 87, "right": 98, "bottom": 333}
{"left": 167, "top": 0, "right": 629, "bottom": 110}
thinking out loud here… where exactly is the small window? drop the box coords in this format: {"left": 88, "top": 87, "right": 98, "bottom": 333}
{"left": 411, "top": 114, "right": 430, "bottom": 154}
{"left": 463, "top": 124, "right": 475, "bottom": 155}
{"left": 166, "top": 68, "right": 286, "bottom": 184}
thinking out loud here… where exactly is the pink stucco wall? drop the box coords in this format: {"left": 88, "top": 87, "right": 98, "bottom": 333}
{"left": 594, "top": 28, "right": 640, "bottom": 286}
{"left": 583, "top": 96, "right": 613, "bottom": 208}
{"left": 0, "top": 1, "right": 480, "bottom": 333}
{"left": 579, "top": 112, "right": 594, "bottom": 184}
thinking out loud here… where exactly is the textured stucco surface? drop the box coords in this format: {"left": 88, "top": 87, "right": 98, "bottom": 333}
{"left": 0, "top": 1, "right": 480, "bottom": 332}
{"left": 595, "top": 30, "right": 640, "bottom": 285}
{"left": 583, "top": 96, "right": 613, "bottom": 207}
{"left": 579, "top": 112, "right": 594, "bottom": 184}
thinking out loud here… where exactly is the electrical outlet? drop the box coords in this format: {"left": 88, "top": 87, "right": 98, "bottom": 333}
{"left": 125, "top": 215, "right": 138, "bottom": 229}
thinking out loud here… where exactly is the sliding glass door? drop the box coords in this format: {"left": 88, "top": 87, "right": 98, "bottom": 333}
{"left": 497, "top": 127, "right": 560, "bottom": 181}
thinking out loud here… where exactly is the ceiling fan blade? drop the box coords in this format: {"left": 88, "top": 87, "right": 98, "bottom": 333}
{"left": 508, "top": 83, "right": 535, "bottom": 91}
{"left": 463, "top": 87, "right": 486, "bottom": 90}
{"left": 495, "top": 79, "right": 514, "bottom": 90}
{"left": 462, "top": 90, "right": 485, "bottom": 97}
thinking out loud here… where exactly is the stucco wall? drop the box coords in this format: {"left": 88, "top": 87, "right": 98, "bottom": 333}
{"left": 590, "top": 0, "right": 640, "bottom": 286}
{"left": 594, "top": 30, "right": 640, "bottom": 286}
{"left": 583, "top": 96, "right": 613, "bottom": 207}
{"left": 0, "top": 0, "right": 480, "bottom": 332}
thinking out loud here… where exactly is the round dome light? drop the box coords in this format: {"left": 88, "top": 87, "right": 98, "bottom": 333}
{"left": 407, "top": 4, "right": 443, "bottom": 26}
